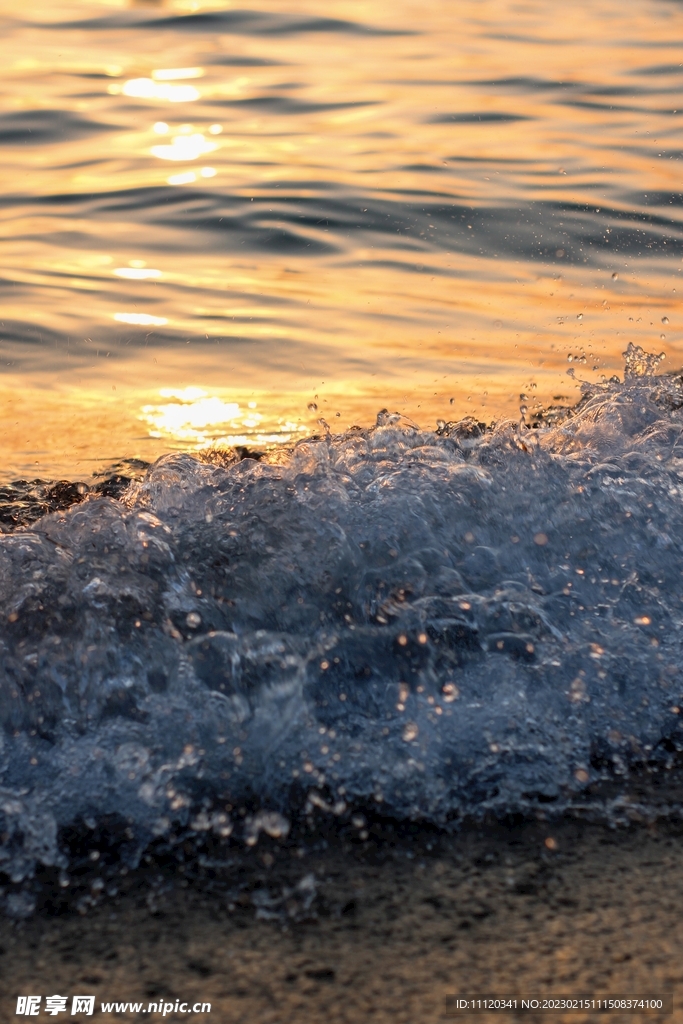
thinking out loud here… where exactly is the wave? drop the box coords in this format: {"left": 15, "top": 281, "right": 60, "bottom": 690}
{"left": 51, "top": 10, "right": 407, "bottom": 37}
{"left": 0, "top": 110, "right": 118, "bottom": 147}
{"left": 4, "top": 189, "right": 680, "bottom": 267}
{"left": 1, "top": 346, "right": 683, "bottom": 898}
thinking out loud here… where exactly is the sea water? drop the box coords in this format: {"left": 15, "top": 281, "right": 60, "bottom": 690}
{"left": 2, "top": 0, "right": 683, "bottom": 910}
{"left": 1, "top": 346, "right": 683, "bottom": 896}
{"left": 0, "top": 0, "right": 682, "bottom": 476}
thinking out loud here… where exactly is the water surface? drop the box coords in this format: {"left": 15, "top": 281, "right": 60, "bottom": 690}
{"left": 0, "top": 0, "right": 682, "bottom": 477}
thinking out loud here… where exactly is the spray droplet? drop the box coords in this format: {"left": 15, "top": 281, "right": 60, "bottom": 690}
{"left": 623, "top": 342, "right": 665, "bottom": 379}
{"left": 577, "top": 313, "right": 583, "bottom": 320}
{"left": 402, "top": 722, "right": 419, "bottom": 742}
{"left": 307, "top": 402, "right": 318, "bottom": 412}
{"left": 662, "top": 316, "right": 669, "bottom": 325}
{"left": 612, "top": 272, "right": 618, "bottom": 280}
{"left": 567, "top": 354, "right": 573, "bottom": 362}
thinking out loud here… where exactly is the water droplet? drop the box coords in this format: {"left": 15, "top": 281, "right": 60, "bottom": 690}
{"left": 402, "top": 722, "right": 419, "bottom": 742}
{"left": 662, "top": 316, "right": 669, "bottom": 324}
{"left": 623, "top": 342, "right": 665, "bottom": 379}
{"left": 186, "top": 612, "right": 201, "bottom": 629}
{"left": 661, "top": 333, "right": 666, "bottom": 340}
{"left": 307, "top": 402, "right": 318, "bottom": 412}
{"left": 567, "top": 354, "right": 573, "bottom": 362}
{"left": 577, "top": 313, "right": 583, "bottom": 320}
{"left": 612, "top": 272, "right": 618, "bottom": 280}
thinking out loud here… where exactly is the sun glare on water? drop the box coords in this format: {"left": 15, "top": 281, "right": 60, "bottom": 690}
{"left": 140, "top": 389, "right": 306, "bottom": 447}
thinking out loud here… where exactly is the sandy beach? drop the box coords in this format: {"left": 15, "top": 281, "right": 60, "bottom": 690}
{"left": 2, "top": 810, "right": 681, "bottom": 1024}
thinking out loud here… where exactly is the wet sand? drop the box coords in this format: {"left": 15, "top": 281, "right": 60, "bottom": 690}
{"left": 1, "top": 815, "right": 681, "bottom": 1024}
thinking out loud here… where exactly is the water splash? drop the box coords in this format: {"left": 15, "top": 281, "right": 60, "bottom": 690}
{"left": 1, "top": 352, "right": 683, "bottom": 892}
{"left": 623, "top": 341, "right": 666, "bottom": 380}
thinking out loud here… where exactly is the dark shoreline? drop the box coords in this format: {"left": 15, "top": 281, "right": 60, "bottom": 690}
{"left": 2, "top": 807, "right": 682, "bottom": 1023}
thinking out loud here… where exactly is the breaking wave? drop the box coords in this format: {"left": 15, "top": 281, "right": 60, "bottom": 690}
{"left": 2, "top": 345, "right": 683, "bottom": 898}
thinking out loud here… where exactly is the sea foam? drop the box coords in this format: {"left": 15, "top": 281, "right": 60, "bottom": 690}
{"left": 1, "top": 346, "right": 683, "bottom": 888}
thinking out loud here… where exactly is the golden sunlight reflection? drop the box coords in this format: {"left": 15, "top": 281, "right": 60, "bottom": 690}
{"left": 117, "top": 79, "right": 200, "bottom": 102}
{"left": 140, "top": 389, "right": 306, "bottom": 446}
{"left": 152, "top": 68, "right": 203, "bottom": 81}
{"left": 114, "top": 267, "right": 162, "bottom": 280}
{"left": 0, "top": 0, "right": 682, "bottom": 479}
{"left": 113, "top": 313, "right": 168, "bottom": 326}
{"left": 151, "top": 134, "right": 217, "bottom": 161}
{"left": 166, "top": 171, "right": 196, "bottom": 185}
